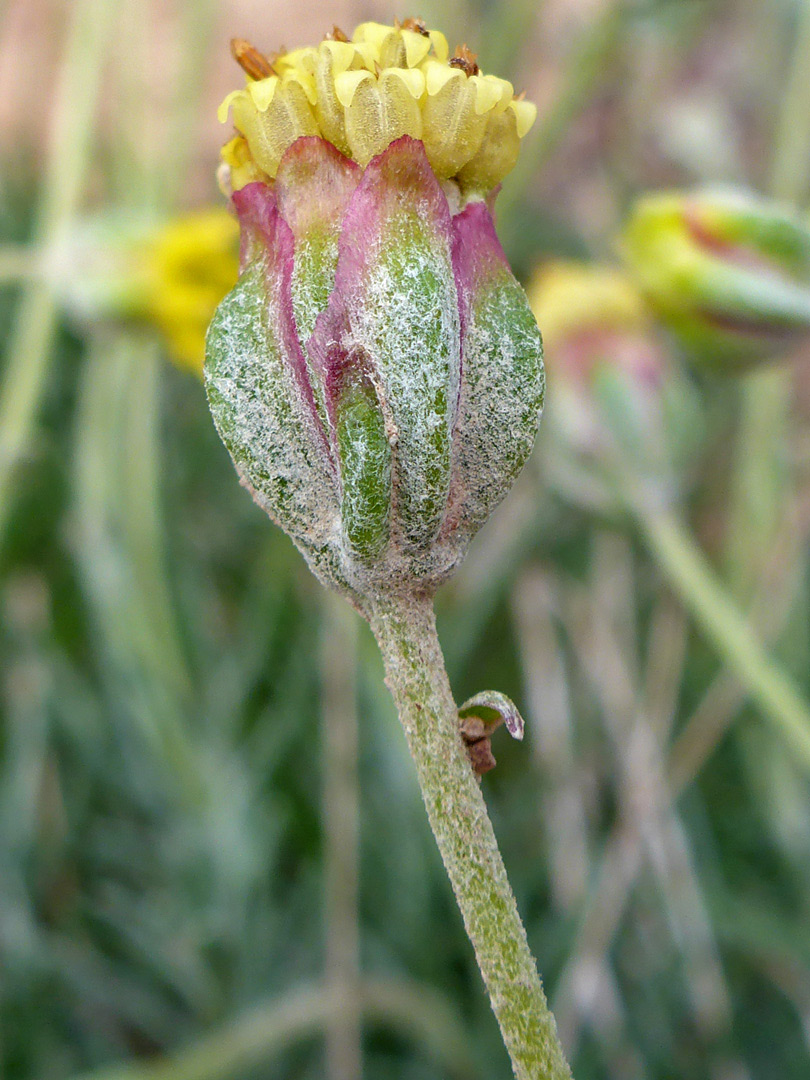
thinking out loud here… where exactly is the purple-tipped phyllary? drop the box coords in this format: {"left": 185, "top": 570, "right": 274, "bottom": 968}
{"left": 206, "top": 24, "right": 544, "bottom": 606}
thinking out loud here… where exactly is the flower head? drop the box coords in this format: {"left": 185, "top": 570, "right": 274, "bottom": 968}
{"left": 529, "top": 262, "right": 664, "bottom": 458}
{"left": 217, "top": 20, "right": 536, "bottom": 197}
{"left": 206, "top": 21, "right": 544, "bottom": 601}
{"left": 529, "top": 261, "right": 654, "bottom": 382}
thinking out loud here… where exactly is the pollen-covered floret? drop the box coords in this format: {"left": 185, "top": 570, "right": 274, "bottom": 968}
{"left": 217, "top": 19, "right": 537, "bottom": 195}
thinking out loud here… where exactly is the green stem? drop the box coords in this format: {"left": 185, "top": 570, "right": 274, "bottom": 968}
{"left": 725, "top": 370, "right": 790, "bottom": 599}
{"left": 367, "top": 591, "right": 571, "bottom": 1080}
{"left": 769, "top": 0, "right": 810, "bottom": 204}
{"left": 635, "top": 504, "right": 810, "bottom": 772}
{"left": 120, "top": 338, "right": 191, "bottom": 701}
{"left": 725, "top": 0, "right": 810, "bottom": 594}
{"left": 73, "top": 334, "right": 198, "bottom": 797}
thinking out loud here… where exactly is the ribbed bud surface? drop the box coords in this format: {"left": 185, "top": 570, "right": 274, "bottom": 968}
{"left": 206, "top": 22, "right": 544, "bottom": 602}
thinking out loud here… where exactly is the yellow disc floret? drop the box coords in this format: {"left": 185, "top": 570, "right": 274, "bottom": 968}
{"left": 218, "top": 19, "right": 537, "bottom": 196}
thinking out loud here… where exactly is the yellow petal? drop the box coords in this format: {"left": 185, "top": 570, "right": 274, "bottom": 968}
{"left": 275, "top": 46, "right": 315, "bottom": 74}
{"left": 352, "top": 41, "right": 378, "bottom": 71}
{"left": 218, "top": 88, "right": 246, "bottom": 124}
{"left": 352, "top": 21, "right": 390, "bottom": 44}
{"left": 402, "top": 28, "right": 432, "bottom": 67}
{"left": 424, "top": 58, "right": 463, "bottom": 97}
{"left": 247, "top": 76, "right": 279, "bottom": 112}
{"left": 421, "top": 71, "right": 487, "bottom": 178}
{"left": 384, "top": 66, "right": 425, "bottom": 99}
{"left": 456, "top": 107, "right": 521, "bottom": 194}
{"left": 510, "top": 98, "right": 537, "bottom": 138}
{"left": 310, "top": 43, "right": 358, "bottom": 156}
{"left": 284, "top": 70, "right": 317, "bottom": 106}
{"left": 220, "top": 135, "right": 269, "bottom": 192}
{"left": 319, "top": 40, "right": 357, "bottom": 76}
{"left": 217, "top": 20, "right": 538, "bottom": 193}
{"left": 220, "top": 135, "right": 245, "bottom": 168}
{"left": 234, "top": 80, "right": 319, "bottom": 178}
{"left": 143, "top": 209, "right": 239, "bottom": 373}
{"left": 344, "top": 69, "right": 423, "bottom": 166}
{"left": 428, "top": 30, "right": 449, "bottom": 62}
{"left": 334, "top": 68, "right": 373, "bottom": 109}
{"left": 378, "top": 32, "right": 407, "bottom": 69}
{"left": 352, "top": 21, "right": 390, "bottom": 59}
{"left": 469, "top": 75, "right": 502, "bottom": 116}
{"left": 475, "top": 75, "right": 513, "bottom": 115}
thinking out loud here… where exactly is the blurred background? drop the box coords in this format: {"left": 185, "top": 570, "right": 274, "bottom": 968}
{"left": 2, "top": 1, "right": 810, "bottom": 1078}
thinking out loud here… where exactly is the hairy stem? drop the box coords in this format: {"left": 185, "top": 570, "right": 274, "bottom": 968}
{"left": 367, "top": 591, "right": 572, "bottom": 1080}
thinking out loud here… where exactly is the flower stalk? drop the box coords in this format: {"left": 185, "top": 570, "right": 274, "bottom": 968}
{"left": 368, "top": 590, "right": 571, "bottom": 1080}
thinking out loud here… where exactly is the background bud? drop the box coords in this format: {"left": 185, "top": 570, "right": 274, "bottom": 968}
{"left": 620, "top": 187, "right": 810, "bottom": 373}
{"left": 528, "top": 260, "right": 700, "bottom": 494}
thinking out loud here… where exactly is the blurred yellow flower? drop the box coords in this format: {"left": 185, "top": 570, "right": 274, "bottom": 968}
{"left": 62, "top": 207, "right": 240, "bottom": 375}
{"left": 137, "top": 209, "right": 240, "bottom": 373}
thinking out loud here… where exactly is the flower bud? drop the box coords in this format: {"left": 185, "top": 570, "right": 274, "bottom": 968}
{"left": 620, "top": 187, "right": 810, "bottom": 372}
{"left": 206, "top": 21, "right": 544, "bottom": 599}
{"left": 528, "top": 261, "right": 700, "bottom": 489}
